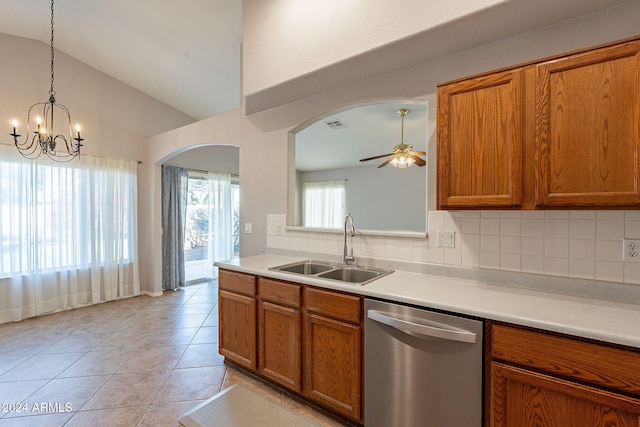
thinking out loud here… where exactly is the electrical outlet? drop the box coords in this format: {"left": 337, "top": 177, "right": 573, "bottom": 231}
{"left": 623, "top": 239, "right": 640, "bottom": 261}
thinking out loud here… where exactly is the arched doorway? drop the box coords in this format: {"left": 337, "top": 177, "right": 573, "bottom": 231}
{"left": 163, "top": 144, "right": 240, "bottom": 284}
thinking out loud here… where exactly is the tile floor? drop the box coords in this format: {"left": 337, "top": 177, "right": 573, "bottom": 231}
{"left": 0, "top": 281, "right": 346, "bottom": 426}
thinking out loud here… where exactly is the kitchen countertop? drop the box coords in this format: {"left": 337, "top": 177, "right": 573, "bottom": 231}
{"left": 215, "top": 254, "right": 640, "bottom": 349}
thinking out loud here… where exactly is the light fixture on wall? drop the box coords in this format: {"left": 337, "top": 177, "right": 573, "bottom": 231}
{"left": 9, "top": 0, "right": 84, "bottom": 162}
{"left": 359, "top": 109, "right": 426, "bottom": 169}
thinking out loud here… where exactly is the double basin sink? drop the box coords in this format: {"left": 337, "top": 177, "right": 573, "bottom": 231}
{"left": 269, "top": 260, "right": 393, "bottom": 286}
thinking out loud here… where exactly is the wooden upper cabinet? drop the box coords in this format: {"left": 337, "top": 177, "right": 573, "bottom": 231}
{"left": 438, "top": 36, "right": 640, "bottom": 210}
{"left": 437, "top": 69, "right": 524, "bottom": 209}
{"left": 535, "top": 40, "right": 640, "bottom": 207}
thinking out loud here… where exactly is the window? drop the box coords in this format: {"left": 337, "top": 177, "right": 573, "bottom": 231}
{"left": 0, "top": 146, "right": 138, "bottom": 277}
{"left": 302, "top": 180, "right": 345, "bottom": 228}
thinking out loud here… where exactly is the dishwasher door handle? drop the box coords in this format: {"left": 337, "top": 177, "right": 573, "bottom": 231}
{"left": 367, "top": 310, "right": 477, "bottom": 343}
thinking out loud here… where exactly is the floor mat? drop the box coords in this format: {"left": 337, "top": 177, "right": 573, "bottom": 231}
{"left": 179, "top": 384, "right": 322, "bottom": 427}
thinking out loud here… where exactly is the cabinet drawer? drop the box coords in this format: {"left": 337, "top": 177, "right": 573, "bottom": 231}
{"left": 305, "top": 287, "right": 361, "bottom": 324}
{"left": 259, "top": 278, "right": 301, "bottom": 308}
{"left": 219, "top": 270, "right": 256, "bottom": 296}
{"left": 491, "top": 323, "right": 640, "bottom": 397}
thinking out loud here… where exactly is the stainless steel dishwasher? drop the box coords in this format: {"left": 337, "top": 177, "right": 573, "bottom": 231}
{"left": 365, "top": 298, "right": 483, "bottom": 427}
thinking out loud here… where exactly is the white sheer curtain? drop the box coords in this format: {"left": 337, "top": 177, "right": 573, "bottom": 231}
{"left": 0, "top": 145, "right": 139, "bottom": 323}
{"left": 205, "top": 172, "right": 234, "bottom": 278}
{"left": 302, "top": 180, "right": 346, "bottom": 228}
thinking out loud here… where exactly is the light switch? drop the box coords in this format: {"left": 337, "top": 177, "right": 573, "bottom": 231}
{"left": 436, "top": 230, "right": 455, "bottom": 248}
{"left": 244, "top": 223, "right": 253, "bottom": 234}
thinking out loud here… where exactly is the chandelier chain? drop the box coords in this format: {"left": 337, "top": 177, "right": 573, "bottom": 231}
{"left": 49, "top": 0, "right": 55, "bottom": 98}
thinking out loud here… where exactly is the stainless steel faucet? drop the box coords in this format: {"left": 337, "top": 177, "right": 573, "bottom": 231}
{"left": 342, "top": 213, "right": 356, "bottom": 265}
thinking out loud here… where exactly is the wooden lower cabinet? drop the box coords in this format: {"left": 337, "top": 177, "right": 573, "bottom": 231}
{"left": 488, "top": 322, "right": 640, "bottom": 427}
{"left": 218, "top": 289, "right": 256, "bottom": 370}
{"left": 304, "top": 312, "right": 362, "bottom": 421}
{"left": 218, "top": 270, "right": 364, "bottom": 425}
{"left": 258, "top": 278, "right": 302, "bottom": 392}
{"left": 491, "top": 362, "right": 640, "bottom": 427}
{"left": 304, "top": 286, "right": 363, "bottom": 421}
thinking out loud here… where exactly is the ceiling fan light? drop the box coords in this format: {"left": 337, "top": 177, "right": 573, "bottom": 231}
{"left": 391, "top": 153, "right": 414, "bottom": 168}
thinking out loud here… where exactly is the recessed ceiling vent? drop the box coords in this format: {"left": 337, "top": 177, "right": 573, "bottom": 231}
{"left": 325, "top": 119, "right": 347, "bottom": 130}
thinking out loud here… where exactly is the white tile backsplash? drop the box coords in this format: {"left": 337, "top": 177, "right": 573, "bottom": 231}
{"left": 625, "top": 220, "right": 640, "bottom": 237}
{"left": 480, "top": 218, "right": 500, "bottom": 235}
{"left": 500, "top": 253, "right": 521, "bottom": 272}
{"left": 597, "top": 211, "right": 625, "bottom": 220}
{"left": 569, "top": 220, "right": 596, "bottom": 239}
{"left": 270, "top": 210, "right": 640, "bottom": 286}
{"left": 624, "top": 263, "right": 640, "bottom": 285}
{"left": 522, "top": 255, "right": 544, "bottom": 274}
{"left": 596, "top": 240, "right": 622, "bottom": 262}
{"left": 481, "top": 235, "right": 500, "bottom": 253}
{"left": 545, "top": 237, "right": 569, "bottom": 258}
{"left": 545, "top": 219, "right": 569, "bottom": 238}
{"left": 500, "top": 218, "right": 522, "bottom": 236}
{"left": 461, "top": 250, "right": 480, "bottom": 267}
{"left": 596, "top": 220, "right": 625, "bottom": 241}
{"left": 545, "top": 256, "right": 569, "bottom": 276}
{"left": 569, "top": 258, "right": 595, "bottom": 279}
{"left": 569, "top": 239, "right": 595, "bottom": 260}
{"left": 461, "top": 216, "right": 480, "bottom": 234}
{"left": 596, "top": 260, "right": 624, "bottom": 282}
{"left": 480, "top": 251, "right": 500, "bottom": 269}
{"left": 522, "top": 237, "right": 544, "bottom": 256}
{"left": 522, "top": 218, "right": 545, "bottom": 237}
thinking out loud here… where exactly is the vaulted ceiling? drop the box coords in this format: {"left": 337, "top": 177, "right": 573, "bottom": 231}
{"left": 0, "top": 0, "right": 242, "bottom": 121}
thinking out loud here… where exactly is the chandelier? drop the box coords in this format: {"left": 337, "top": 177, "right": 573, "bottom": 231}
{"left": 10, "top": 0, "right": 84, "bottom": 162}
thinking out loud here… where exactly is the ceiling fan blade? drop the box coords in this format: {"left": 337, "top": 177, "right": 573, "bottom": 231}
{"left": 377, "top": 158, "right": 393, "bottom": 168}
{"left": 360, "top": 153, "right": 394, "bottom": 162}
{"left": 413, "top": 151, "right": 427, "bottom": 155}
{"left": 410, "top": 155, "right": 426, "bottom": 167}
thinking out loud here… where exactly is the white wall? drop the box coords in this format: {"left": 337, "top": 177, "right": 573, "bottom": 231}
{"left": 0, "top": 33, "right": 196, "bottom": 294}
{"left": 298, "top": 164, "right": 426, "bottom": 231}
{"left": 242, "top": 0, "right": 508, "bottom": 94}
{"left": 145, "top": 2, "right": 640, "bottom": 294}
{"left": 163, "top": 145, "right": 240, "bottom": 175}
{"left": 242, "top": 0, "right": 633, "bottom": 114}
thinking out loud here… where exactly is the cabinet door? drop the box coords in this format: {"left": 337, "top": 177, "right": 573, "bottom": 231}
{"left": 218, "top": 289, "right": 256, "bottom": 370}
{"left": 304, "top": 313, "right": 362, "bottom": 422}
{"left": 491, "top": 362, "right": 640, "bottom": 427}
{"left": 259, "top": 301, "right": 301, "bottom": 392}
{"left": 535, "top": 40, "right": 640, "bottom": 207}
{"left": 437, "top": 69, "right": 523, "bottom": 208}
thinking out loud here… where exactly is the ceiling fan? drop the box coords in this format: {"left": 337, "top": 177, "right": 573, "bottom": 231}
{"left": 359, "top": 108, "right": 426, "bottom": 168}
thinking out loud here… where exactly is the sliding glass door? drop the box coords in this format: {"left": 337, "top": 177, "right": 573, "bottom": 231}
{"left": 184, "top": 172, "right": 238, "bottom": 283}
